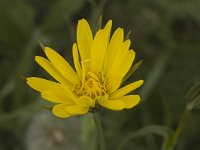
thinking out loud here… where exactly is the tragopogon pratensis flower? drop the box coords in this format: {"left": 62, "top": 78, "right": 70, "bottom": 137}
{"left": 26, "top": 19, "right": 144, "bottom": 118}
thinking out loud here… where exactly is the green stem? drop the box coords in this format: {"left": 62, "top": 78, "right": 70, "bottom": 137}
{"left": 174, "top": 109, "right": 191, "bottom": 140}
{"left": 92, "top": 113, "right": 106, "bottom": 150}
{"left": 162, "top": 109, "right": 191, "bottom": 150}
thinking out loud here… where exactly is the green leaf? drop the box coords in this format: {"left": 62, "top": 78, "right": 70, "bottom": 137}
{"left": 118, "top": 125, "right": 173, "bottom": 150}
{"left": 122, "top": 60, "right": 143, "bottom": 84}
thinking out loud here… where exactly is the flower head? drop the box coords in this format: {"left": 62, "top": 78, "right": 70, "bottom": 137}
{"left": 27, "top": 19, "right": 144, "bottom": 118}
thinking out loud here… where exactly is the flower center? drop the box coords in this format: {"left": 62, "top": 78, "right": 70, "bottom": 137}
{"left": 72, "top": 72, "right": 107, "bottom": 100}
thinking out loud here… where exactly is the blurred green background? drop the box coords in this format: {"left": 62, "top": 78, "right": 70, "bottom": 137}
{"left": 0, "top": 0, "right": 200, "bottom": 149}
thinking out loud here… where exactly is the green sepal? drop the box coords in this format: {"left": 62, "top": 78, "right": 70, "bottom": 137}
{"left": 42, "top": 105, "right": 53, "bottom": 111}
{"left": 121, "top": 59, "right": 143, "bottom": 85}
{"left": 125, "top": 30, "right": 132, "bottom": 40}
{"left": 97, "top": 15, "right": 103, "bottom": 30}
{"left": 38, "top": 41, "right": 45, "bottom": 51}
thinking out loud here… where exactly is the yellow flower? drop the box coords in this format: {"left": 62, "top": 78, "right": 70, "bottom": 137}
{"left": 26, "top": 19, "right": 144, "bottom": 118}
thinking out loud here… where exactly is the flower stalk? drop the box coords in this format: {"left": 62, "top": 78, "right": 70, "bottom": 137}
{"left": 162, "top": 108, "right": 191, "bottom": 150}
{"left": 162, "top": 83, "right": 200, "bottom": 150}
{"left": 92, "top": 113, "right": 106, "bottom": 150}
{"left": 173, "top": 109, "right": 191, "bottom": 143}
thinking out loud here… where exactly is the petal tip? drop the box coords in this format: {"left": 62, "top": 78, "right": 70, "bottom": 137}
{"left": 106, "top": 20, "right": 112, "bottom": 26}
{"left": 139, "top": 80, "right": 144, "bottom": 85}
{"left": 78, "top": 18, "right": 89, "bottom": 25}
{"left": 35, "top": 56, "right": 41, "bottom": 62}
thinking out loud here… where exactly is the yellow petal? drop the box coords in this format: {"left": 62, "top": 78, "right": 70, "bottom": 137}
{"left": 52, "top": 104, "right": 72, "bottom": 118}
{"left": 72, "top": 43, "right": 82, "bottom": 78}
{"left": 77, "top": 19, "right": 93, "bottom": 63}
{"left": 122, "top": 39, "right": 131, "bottom": 51}
{"left": 35, "top": 56, "right": 72, "bottom": 88}
{"left": 26, "top": 77, "right": 59, "bottom": 92}
{"left": 104, "top": 28, "right": 133, "bottom": 93}
{"left": 107, "top": 40, "right": 131, "bottom": 78}
{"left": 44, "top": 47, "right": 78, "bottom": 84}
{"left": 109, "top": 80, "right": 144, "bottom": 99}
{"left": 120, "top": 50, "right": 135, "bottom": 77}
{"left": 41, "top": 88, "right": 76, "bottom": 104}
{"left": 75, "top": 96, "right": 94, "bottom": 107}
{"left": 100, "top": 99, "right": 125, "bottom": 111}
{"left": 121, "top": 95, "right": 140, "bottom": 109}
{"left": 103, "top": 28, "right": 124, "bottom": 75}
{"left": 106, "top": 50, "right": 135, "bottom": 93}
{"left": 66, "top": 105, "right": 89, "bottom": 115}
{"left": 90, "top": 20, "right": 112, "bottom": 72}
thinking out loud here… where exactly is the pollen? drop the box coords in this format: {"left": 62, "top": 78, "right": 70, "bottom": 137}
{"left": 72, "top": 72, "right": 107, "bottom": 100}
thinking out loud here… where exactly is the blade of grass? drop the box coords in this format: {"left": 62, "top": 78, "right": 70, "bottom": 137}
{"left": 118, "top": 125, "right": 173, "bottom": 150}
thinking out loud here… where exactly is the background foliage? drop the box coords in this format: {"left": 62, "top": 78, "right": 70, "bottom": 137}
{"left": 0, "top": 0, "right": 200, "bottom": 149}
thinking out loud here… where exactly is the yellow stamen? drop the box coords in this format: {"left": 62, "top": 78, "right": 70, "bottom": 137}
{"left": 73, "top": 72, "right": 107, "bottom": 101}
